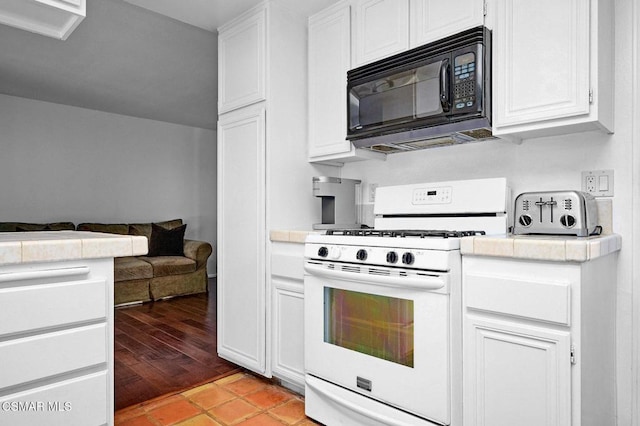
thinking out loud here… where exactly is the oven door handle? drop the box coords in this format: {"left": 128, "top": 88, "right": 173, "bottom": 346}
{"left": 306, "top": 375, "right": 414, "bottom": 426}
{"left": 304, "top": 262, "right": 447, "bottom": 290}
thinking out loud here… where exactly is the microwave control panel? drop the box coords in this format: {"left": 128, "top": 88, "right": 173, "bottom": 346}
{"left": 453, "top": 52, "right": 477, "bottom": 111}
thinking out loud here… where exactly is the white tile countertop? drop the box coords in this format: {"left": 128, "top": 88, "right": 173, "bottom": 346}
{"left": 0, "top": 231, "right": 148, "bottom": 265}
{"left": 460, "top": 233, "right": 621, "bottom": 262}
{"left": 270, "top": 230, "right": 323, "bottom": 244}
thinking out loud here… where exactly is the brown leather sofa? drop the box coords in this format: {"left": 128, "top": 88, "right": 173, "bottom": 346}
{"left": 0, "top": 219, "right": 212, "bottom": 306}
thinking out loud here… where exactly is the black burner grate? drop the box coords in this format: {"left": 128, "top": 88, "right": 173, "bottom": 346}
{"left": 325, "top": 229, "right": 486, "bottom": 238}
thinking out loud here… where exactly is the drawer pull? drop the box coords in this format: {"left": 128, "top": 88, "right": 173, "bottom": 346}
{"left": 0, "top": 267, "right": 90, "bottom": 283}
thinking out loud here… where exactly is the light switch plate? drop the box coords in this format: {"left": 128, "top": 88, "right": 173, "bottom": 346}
{"left": 582, "top": 170, "right": 614, "bottom": 197}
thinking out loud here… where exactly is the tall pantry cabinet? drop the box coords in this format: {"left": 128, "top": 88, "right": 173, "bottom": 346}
{"left": 217, "top": 1, "right": 333, "bottom": 379}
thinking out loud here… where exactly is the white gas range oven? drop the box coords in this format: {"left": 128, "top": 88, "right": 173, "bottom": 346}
{"left": 303, "top": 178, "right": 510, "bottom": 426}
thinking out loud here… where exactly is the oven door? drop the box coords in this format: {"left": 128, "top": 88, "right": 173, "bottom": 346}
{"left": 304, "top": 260, "right": 451, "bottom": 425}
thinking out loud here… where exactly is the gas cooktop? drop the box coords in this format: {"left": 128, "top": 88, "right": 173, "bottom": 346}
{"left": 325, "top": 229, "right": 487, "bottom": 239}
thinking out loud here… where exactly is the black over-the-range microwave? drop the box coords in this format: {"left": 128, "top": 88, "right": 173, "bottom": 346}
{"left": 347, "top": 26, "right": 492, "bottom": 153}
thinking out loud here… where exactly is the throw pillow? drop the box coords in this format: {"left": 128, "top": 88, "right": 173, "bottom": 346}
{"left": 147, "top": 223, "right": 186, "bottom": 256}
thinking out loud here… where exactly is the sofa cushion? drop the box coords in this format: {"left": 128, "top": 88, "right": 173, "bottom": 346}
{"left": 141, "top": 256, "right": 196, "bottom": 278}
{"left": 77, "top": 223, "right": 129, "bottom": 235}
{"left": 148, "top": 223, "right": 187, "bottom": 256}
{"left": 114, "top": 256, "right": 154, "bottom": 282}
{"left": 0, "top": 222, "right": 75, "bottom": 232}
{"left": 16, "top": 225, "right": 52, "bottom": 231}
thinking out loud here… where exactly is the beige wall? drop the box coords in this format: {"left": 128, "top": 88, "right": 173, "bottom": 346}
{"left": 0, "top": 94, "right": 218, "bottom": 273}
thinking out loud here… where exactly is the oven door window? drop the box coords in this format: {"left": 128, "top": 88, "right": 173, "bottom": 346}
{"left": 324, "top": 288, "right": 414, "bottom": 368}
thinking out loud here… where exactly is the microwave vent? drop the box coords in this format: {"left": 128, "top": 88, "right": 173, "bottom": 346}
{"left": 361, "top": 129, "right": 496, "bottom": 154}
{"left": 459, "top": 128, "right": 493, "bottom": 139}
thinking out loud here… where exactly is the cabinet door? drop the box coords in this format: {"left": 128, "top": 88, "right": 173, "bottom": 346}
{"left": 308, "top": 3, "right": 353, "bottom": 158}
{"left": 217, "top": 107, "right": 266, "bottom": 374}
{"left": 492, "top": 0, "right": 590, "bottom": 129}
{"left": 410, "top": 0, "right": 484, "bottom": 47}
{"left": 353, "top": 0, "right": 409, "bottom": 67}
{"left": 218, "top": 7, "right": 266, "bottom": 114}
{"left": 0, "top": 0, "right": 85, "bottom": 40}
{"left": 464, "top": 317, "right": 571, "bottom": 426}
{"left": 272, "top": 281, "right": 304, "bottom": 388}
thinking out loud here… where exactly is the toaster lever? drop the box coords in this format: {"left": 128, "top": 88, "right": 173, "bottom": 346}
{"left": 534, "top": 200, "right": 558, "bottom": 206}
{"left": 534, "top": 199, "right": 558, "bottom": 222}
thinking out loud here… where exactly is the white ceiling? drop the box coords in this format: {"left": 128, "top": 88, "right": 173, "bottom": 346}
{"left": 123, "top": 0, "right": 339, "bottom": 32}
{"left": 0, "top": 0, "right": 338, "bottom": 130}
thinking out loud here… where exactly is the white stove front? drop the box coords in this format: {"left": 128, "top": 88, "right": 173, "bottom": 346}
{"left": 304, "top": 256, "right": 462, "bottom": 426}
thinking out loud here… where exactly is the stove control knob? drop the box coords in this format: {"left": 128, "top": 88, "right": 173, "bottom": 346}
{"left": 356, "top": 249, "right": 368, "bottom": 261}
{"left": 317, "top": 246, "right": 329, "bottom": 258}
{"left": 386, "top": 251, "right": 398, "bottom": 264}
{"left": 518, "top": 214, "right": 533, "bottom": 227}
{"left": 329, "top": 246, "right": 341, "bottom": 260}
{"left": 560, "top": 214, "right": 576, "bottom": 228}
{"left": 402, "top": 252, "right": 415, "bottom": 265}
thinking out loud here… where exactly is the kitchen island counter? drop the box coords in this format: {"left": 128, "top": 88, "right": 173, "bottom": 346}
{"left": 0, "top": 230, "right": 147, "bottom": 265}
{"left": 461, "top": 233, "right": 621, "bottom": 262}
{"left": 0, "top": 230, "right": 147, "bottom": 426}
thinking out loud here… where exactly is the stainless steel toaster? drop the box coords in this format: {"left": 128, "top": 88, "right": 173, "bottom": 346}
{"left": 513, "top": 191, "right": 599, "bottom": 236}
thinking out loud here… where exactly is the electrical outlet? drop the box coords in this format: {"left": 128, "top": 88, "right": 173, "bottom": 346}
{"left": 582, "top": 170, "right": 614, "bottom": 197}
{"left": 368, "top": 183, "right": 378, "bottom": 203}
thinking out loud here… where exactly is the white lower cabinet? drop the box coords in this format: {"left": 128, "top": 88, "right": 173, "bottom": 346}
{"left": 0, "top": 259, "right": 114, "bottom": 426}
{"left": 465, "top": 317, "right": 571, "bottom": 426}
{"left": 463, "top": 255, "right": 617, "bottom": 426}
{"left": 270, "top": 241, "right": 305, "bottom": 392}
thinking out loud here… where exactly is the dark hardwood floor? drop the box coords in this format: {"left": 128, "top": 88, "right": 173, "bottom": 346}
{"left": 114, "top": 278, "right": 241, "bottom": 411}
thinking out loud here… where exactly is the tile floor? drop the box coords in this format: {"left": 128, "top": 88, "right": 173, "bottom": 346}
{"left": 115, "top": 372, "right": 320, "bottom": 426}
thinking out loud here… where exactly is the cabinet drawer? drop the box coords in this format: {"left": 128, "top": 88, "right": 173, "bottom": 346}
{"left": 271, "top": 253, "right": 304, "bottom": 281}
{"left": 0, "top": 371, "right": 108, "bottom": 426}
{"left": 0, "top": 324, "right": 107, "bottom": 390}
{"left": 465, "top": 273, "right": 570, "bottom": 325}
{"left": 0, "top": 278, "right": 106, "bottom": 338}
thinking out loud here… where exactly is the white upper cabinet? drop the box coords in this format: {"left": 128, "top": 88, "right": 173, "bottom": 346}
{"left": 491, "top": 0, "right": 613, "bottom": 139}
{"left": 410, "top": 0, "right": 485, "bottom": 47}
{"left": 218, "top": 7, "right": 266, "bottom": 114}
{"left": 353, "top": 0, "right": 409, "bottom": 67}
{"left": 308, "top": 1, "right": 385, "bottom": 164}
{"left": 0, "top": 0, "right": 85, "bottom": 40}
{"left": 308, "top": 3, "right": 352, "bottom": 158}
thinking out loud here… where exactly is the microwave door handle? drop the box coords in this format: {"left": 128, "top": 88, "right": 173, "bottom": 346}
{"left": 440, "top": 58, "right": 450, "bottom": 112}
